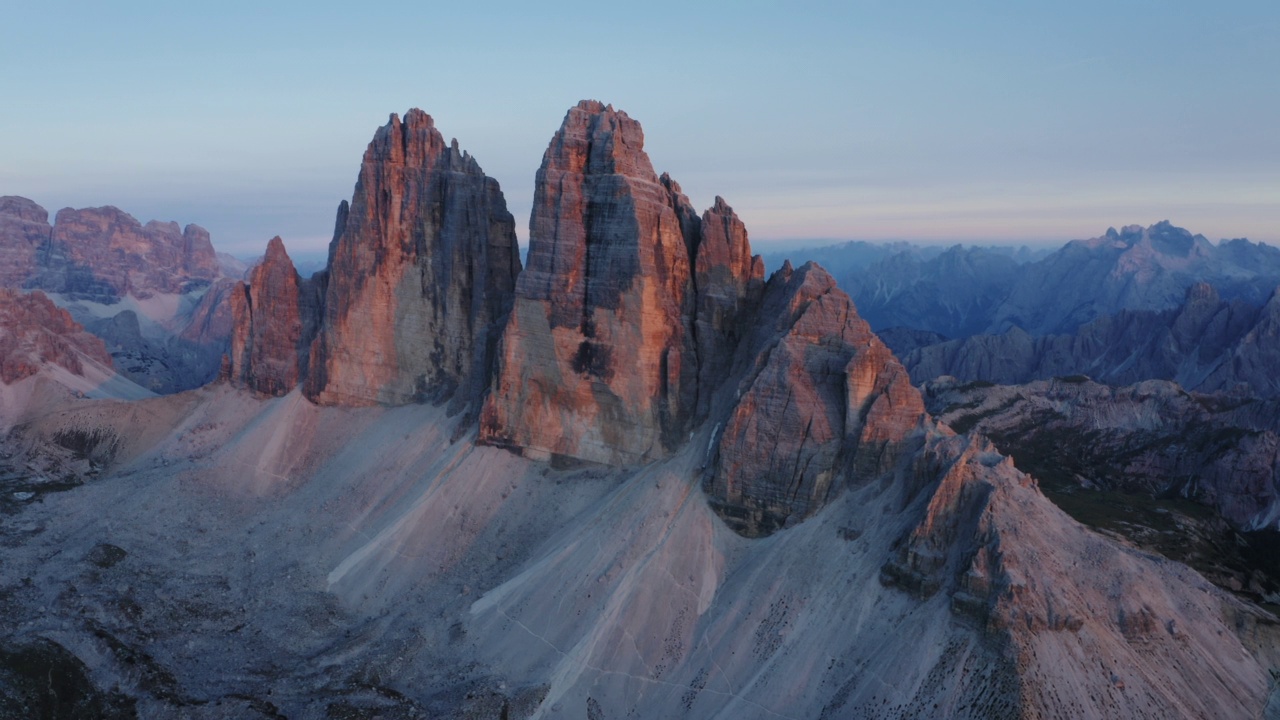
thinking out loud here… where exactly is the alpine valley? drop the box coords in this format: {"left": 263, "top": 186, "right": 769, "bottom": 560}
{"left": 2, "top": 102, "right": 1278, "bottom": 719}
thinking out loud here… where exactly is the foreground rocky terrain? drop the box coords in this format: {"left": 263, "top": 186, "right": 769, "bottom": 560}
{"left": 3, "top": 102, "right": 1279, "bottom": 719}
{"left": 926, "top": 376, "right": 1280, "bottom": 602}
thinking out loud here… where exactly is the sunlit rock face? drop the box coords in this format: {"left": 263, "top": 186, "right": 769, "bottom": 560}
{"left": 228, "top": 237, "right": 322, "bottom": 397}
{"left": 305, "top": 109, "right": 521, "bottom": 409}
{"left": 480, "top": 101, "right": 702, "bottom": 464}
{"left": 27, "top": 205, "right": 219, "bottom": 301}
{"left": 0, "top": 288, "right": 113, "bottom": 383}
{"left": 481, "top": 101, "right": 764, "bottom": 465}
{"left": 704, "top": 261, "right": 926, "bottom": 537}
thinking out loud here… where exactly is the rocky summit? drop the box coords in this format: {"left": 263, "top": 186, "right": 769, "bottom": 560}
{"left": 228, "top": 237, "right": 321, "bottom": 396}
{"left": 480, "top": 101, "right": 703, "bottom": 464}
{"left": 706, "top": 261, "right": 925, "bottom": 536}
{"left": 480, "top": 101, "right": 764, "bottom": 465}
{"left": 305, "top": 109, "right": 522, "bottom": 409}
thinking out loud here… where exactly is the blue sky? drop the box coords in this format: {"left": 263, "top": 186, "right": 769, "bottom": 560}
{"left": 3, "top": 1, "right": 1277, "bottom": 256}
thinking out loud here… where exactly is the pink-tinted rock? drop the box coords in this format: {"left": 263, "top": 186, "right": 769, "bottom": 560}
{"left": 481, "top": 101, "right": 702, "bottom": 464}
{"left": 306, "top": 110, "right": 521, "bottom": 408}
{"left": 229, "top": 237, "right": 307, "bottom": 396}
{"left": 0, "top": 288, "right": 112, "bottom": 383}
{"left": 24, "top": 205, "right": 219, "bottom": 300}
{"left": 180, "top": 278, "right": 239, "bottom": 348}
{"left": 0, "top": 196, "right": 52, "bottom": 288}
{"left": 706, "top": 261, "right": 925, "bottom": 536}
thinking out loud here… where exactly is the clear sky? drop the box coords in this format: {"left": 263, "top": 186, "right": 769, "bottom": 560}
{"left": 3, "top": 1, "right": 1277, "bottom": 256}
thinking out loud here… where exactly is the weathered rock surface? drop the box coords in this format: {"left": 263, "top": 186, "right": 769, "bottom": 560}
{"left": 905, "top": 282, "right": 1280, "bottom": 397}
{"left": 306, "top": 110, "right": 521, "bottom": 408}
{"left": 24, "top": 205, "right": 219, "bottom": 301}
{"left": 0, "top": 196, "right": 50, "bottom": 289}
{"left": 925, "top": 375, "right": 1280, "bottom": 531}
{"left": 705, "top": 261, "right": 925, "bottom": 536}
{"left": 879, "top": 432, "right": 1278, "bottom": 719}
{"left": 481, "top": 101, "right": 703, "bottom": 463}
{"left": 229, "top": 237, "right": 317, "bottom": 396}
{"left": 0, "top": 197, "right": 232, "bottom": 392}
{"left": 0, "top": 288, "right": 112, "bottom": 383}
{"left": 692, "top": 195, "right": 765, "bottom": 417}
{"left": 925, "top": 375, "right": 1280, "bottom": 601}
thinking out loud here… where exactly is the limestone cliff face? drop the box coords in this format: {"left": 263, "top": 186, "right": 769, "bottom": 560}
{"left": 705, "top": 262, "right": 926, "bottom": 536}
{"left": 2, "top": 197, "right": 216, "bottom": 302}
{"left": 481, "top": 101, "right": 701, "bottom": 463}
{"left": 229, "top": 237, "right": 311, "bottom": 396}
{"left": 0, "top": 288, "right": 113, "bottom": 383}
{"left": 306, "top": 110, "right": 521, "bottom": 408}
{"left": 0, "top": 196, "right": 50, "bottom": 289}
{"left": 27, "top": 205, "right": 219, "bottom": 300}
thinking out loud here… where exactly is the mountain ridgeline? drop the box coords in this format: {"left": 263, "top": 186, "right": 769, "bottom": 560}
{"left": 819, "top": 223, "right": 1280, "bottom": 340}
{"left": 0, "top": 196, "right": 235, "bottom": 393}
{"left": 231, "top": 100, "right": 924, "bottom": 535}
{"left": 5, "top": 102, "right": 1280, "bottom": 718}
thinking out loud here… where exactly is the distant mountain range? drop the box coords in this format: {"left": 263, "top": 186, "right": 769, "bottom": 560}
{"left": 776, "top": 222, "right": 1280, "bottom": 339}
{"left": 897, "top": 282, "right": 1280, "bottom": 397}
{"left": 0, "top": 196, "right": 235, "bottom": 393}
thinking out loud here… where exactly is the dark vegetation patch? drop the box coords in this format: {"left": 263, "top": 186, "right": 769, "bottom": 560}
{"left": 981, "top": 422, "right": 1280, "bottom": 607}
{"left": 85, "top": 543, "right": 128, "bottom": 569}
{"left": 0, "top": 638, "right": 137, "bottom": 719}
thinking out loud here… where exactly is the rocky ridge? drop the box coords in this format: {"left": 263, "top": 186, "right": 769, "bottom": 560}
{"left": 903, "top": 282, "right": 1280, "bottom": 397}
{"left": 706, "top": 261, "right": 924, "bottom": 536}
{"left": 0, "top": 288, "right": 113, "bottom": 384}
{"left": 0, "top": 197, "right": 232, "bottom": 392}
{"left": 19, "top": 203, "right": 219, "bottom": 301}
{"left": 820, "top": 222, "right": 1280, "bottom": 340}
{"left": 925, "top": 375, "right": 1280, "bottom": 601}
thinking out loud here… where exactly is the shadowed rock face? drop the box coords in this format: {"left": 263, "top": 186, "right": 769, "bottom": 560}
{"left": 305, "top": 109, "right": 521, "bottom": 409}
{"left": 229, "top": 237, "right": 315, "bottom": 396}
{"left": 0, "top": 288, "right": 112, "bottom": 383}
{"left": 694, "top": 196, "right": 765, "bottom": 417}
{"left": 705, "top": 262, "right": 926, "bottom": 536}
